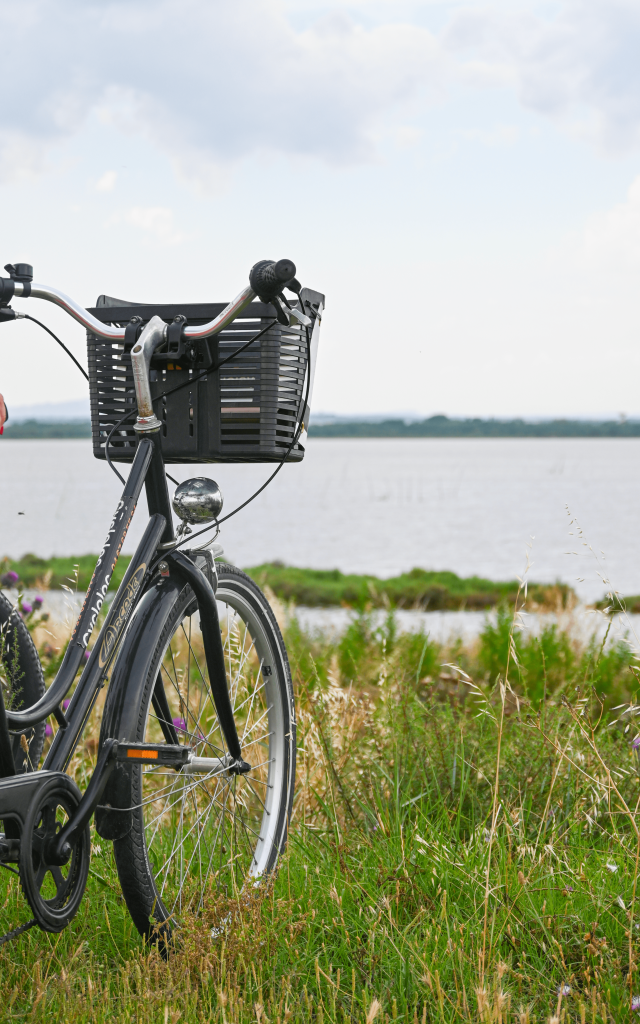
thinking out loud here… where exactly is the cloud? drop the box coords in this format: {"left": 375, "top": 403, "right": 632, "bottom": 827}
{"left": 445, "top": 0, "right": 640, "bottom": 154}
{"left": 552, "top": 174, "right": 640, "bottom": 276}
{"left": 95, "top": 170, "right": 117, "bottom": 192}
{"left": 0, "top": 0, "right": 446, "bottom": 187}
{"left": 120, "top": 206, "right": 189, "bottom": 245}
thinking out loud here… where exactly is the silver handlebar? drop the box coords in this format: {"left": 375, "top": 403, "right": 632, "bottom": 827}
{"left": 13, "top": 280, "right": 257, "bottom": 341}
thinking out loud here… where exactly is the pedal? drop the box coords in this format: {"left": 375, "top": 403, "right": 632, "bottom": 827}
{"left": 115, "top": 742, "right": 190, "bottom": 767}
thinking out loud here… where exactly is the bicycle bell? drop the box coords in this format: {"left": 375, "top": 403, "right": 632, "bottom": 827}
{"left": 172, "top": 477, "right": 223, "bottom": 524}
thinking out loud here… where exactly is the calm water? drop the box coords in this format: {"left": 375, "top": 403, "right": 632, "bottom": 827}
{"left": 2, "top": 437, "right": 640, "bottom": 604}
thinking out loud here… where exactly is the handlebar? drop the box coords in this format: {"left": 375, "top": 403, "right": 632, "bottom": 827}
{"left": 0, "top": 258, "right": 299, "bottom": 342}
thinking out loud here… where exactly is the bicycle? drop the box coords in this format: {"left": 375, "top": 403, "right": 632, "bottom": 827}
{"left": 0, "top": 258, "right": 323, "bottom": 944}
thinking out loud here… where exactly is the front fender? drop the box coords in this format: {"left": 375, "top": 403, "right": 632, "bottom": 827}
{"left": 95, "top": 576, "right": 184, "bottom": 839}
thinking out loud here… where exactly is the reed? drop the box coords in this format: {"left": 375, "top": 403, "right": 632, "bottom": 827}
{"left": 0, "top": 593, "right": 639, "bottom": 1020}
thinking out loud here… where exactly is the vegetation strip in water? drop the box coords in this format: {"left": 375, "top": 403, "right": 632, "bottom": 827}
{"left": 0, "top": 555, "right": 576, "bottom": 609}
{"left": 2, "top": 419, "right": 92, "bottom": 438}
{"left": 4, "top": 414, "right": 640, "bottom": 439}
{"left": 309, "top": 414, "right": 640, "bottom": 438}
{"left": 0, "top": 600, "right": 639, "bottom": 1018}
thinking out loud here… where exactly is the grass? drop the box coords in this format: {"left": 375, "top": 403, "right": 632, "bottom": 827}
{"left": 1, "top": 587, "right": 640, "bottom": 1020}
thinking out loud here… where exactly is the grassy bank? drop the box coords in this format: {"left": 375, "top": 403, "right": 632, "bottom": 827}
{"left": 0, "top": 553, "right": 132, "bottom": 592}
{"left": 1, "top": 595, "right": 640, "bottom": 1019}
{"left": 246, "top": 563, "right": 575, "bottom": 611}
{"left": 1, "top": 555, "right": 577, "bottom": 610}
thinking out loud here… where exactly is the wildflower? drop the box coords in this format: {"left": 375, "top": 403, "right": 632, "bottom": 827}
{"left": 0, "top": 570, "right": 19, "bottom": 586}
{"left": 45, "top": 724, "right": 53, "bottom": 737}
{"left": 84, "top": 649, "right": 90, "bottom": 660}
{"left": 21, "top": 601, "right": 32, "bottom": 615}
{"left": 33, "top": 595, "right": 43, "bottom": 608}
{"left": 557, "top": 983, "right": 571, "bottom": 997}
{"left": 173, "top": 717, "right": 187, "bottom": 733}
{"left": 632, "top": 995, "right": 640, "bottom": 1012}
{"left": 62, "top": 700, "right": 70, "bottom": 711}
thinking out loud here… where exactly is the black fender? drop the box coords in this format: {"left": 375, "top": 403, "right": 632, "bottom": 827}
{"left": 95, "top": 576, "right": 185, "bottom": 840}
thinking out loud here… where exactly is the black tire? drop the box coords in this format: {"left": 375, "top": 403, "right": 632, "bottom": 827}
{"left": 113, "top": 563, "right": 295, "bottom": 939}
{"left": 0, "top": 591, "right": 46, "bottom": 772}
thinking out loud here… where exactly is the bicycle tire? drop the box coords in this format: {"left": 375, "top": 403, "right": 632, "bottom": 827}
{"left": 112, "top": 563, "right": 295, "bottom": 940}
{"left": 0, "top": 592, "right": 46, "bottom": 772}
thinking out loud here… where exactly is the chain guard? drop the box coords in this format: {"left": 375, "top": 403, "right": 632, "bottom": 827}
{"left": 18, "top": 774, "right": 90, "bottom": 933}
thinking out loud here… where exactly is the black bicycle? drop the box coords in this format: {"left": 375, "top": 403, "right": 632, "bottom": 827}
{"left": 0, "top": 258, "right": 323, "bottom": 943}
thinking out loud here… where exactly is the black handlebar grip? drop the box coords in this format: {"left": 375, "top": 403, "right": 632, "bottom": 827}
{"left": 0, "top": 277, "right": 15, "bottom": 304}
{"left": 249, "top": 259, "right": 297, "bottom": 301}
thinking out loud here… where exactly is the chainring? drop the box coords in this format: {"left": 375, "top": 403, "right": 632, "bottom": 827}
{"left": 18, "top": 774, "right": 90, "bottom": 933}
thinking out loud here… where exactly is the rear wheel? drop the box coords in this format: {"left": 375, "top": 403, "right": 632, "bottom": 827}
{"left": 0, "top": 592, "right": 46, "bottom": 772}
{"left": 113, "top": 563, "right": 295, "bottom": 939}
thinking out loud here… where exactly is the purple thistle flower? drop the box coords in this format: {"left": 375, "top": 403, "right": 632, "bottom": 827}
{"left": 632, "top": 996, "right": 640, "bottom": 1012}
{"left": 33, "top": 595, "right": 43, "bottom": 608}
{"left": 173, "top": 717, "right": 187, "bottom": 733}
{"left": 633, "top": 736, "right": 640, "bottom": 750}
{"left": 84, "top": 649, "right": 91, "bottom": 660}
{"left": 21, "top": 601, "right": 32, "bottom": 615}
{"left": 45, "top": 723, "right": 53, "bottom": 737}
{"left": 62, "top": 700, "right": 70, "bottom": 711}
{"left": 0, "top": 570, "right": 19, "bottom": 586}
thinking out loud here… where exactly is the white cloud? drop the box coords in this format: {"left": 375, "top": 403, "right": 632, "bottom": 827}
{"left": 0, "top": 0, "right": 447, "bottom": 188}
{"left": 95, "top": 170, "right": 116, "bottom": 192}
{"left": 121, "top": 206, "right": 189, "bottom": 245}
{"left": 0, "top": 130, "right": 47, "bottom": 183}
{"left": 395, "top": 125, "right": 423, "bottom": 148}
{"left": 446, "top": 0, "right": 640, "bottom": 155}
{"left": 459, "top": 123, "right": 519, "bottom": 147}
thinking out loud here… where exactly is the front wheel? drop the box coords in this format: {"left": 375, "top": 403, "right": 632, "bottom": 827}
{"left": 113, "top": 563, "right": 295, "bottom": 939}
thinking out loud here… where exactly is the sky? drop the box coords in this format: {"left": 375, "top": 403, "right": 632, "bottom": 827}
{"left": 2, "top": 0, "right": 640, "bottom": 418}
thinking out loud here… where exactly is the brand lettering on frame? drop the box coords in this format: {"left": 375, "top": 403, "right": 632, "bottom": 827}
{"left": 99, "top": 563, "right": 147, "bottom": 667}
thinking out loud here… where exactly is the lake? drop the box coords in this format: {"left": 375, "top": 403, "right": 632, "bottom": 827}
{"left": 2, "top": 437, "right": 640, "bottom": 605}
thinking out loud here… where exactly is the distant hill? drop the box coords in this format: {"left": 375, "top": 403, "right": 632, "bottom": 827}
{"left": 308, "top": 415, "right": 640, "bottom": 438}
{"left": 2, "top": 420, "right": 91, "bottom": 439}
{"left": 4, "top": 414, "right": 640, "bottom": 440}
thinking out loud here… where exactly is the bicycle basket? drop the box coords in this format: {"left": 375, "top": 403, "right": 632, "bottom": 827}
{"left": 85, "top": 289, "right": 323, "bottom": 465}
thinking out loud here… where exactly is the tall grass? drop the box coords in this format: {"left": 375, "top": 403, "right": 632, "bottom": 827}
{"left": 1, "top": 595, "right": 640, "bottom": 1021}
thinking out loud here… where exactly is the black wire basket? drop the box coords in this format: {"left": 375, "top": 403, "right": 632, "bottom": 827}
{"left": 86, "top": 291, "right": 322, "bottom": 465}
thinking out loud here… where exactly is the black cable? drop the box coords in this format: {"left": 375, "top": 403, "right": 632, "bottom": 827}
{"left": 216, "top": 317, "right": 277, "bottom": 371}
{"left": 104, "top": 407, "right": 136, "bottom": 485}
{"left": 151, "top": 316, "right": 277, "bottom": 409}
{"left": 22, "top": 315, "right": 88, "bottom": 381}
{"left": 174, "top": 319, "right": 313, "bottom": 548}
{"left": 103, "top": 404, "right": 181, "bottom": 487}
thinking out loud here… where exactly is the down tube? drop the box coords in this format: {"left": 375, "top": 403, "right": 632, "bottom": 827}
{"left": 6, "top": 438, "right": 154, "bottom": 731}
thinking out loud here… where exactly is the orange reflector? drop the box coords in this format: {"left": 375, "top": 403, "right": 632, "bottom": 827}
{"left": 127, "top": 748, "right": 158, "bottom": 759}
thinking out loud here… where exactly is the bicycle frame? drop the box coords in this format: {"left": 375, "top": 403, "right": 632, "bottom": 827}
{"left": 1, "top": 428, "right": 242, "bottom": 782}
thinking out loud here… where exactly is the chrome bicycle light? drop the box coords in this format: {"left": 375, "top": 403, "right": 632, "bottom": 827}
{"left": 172, "top": 477, "right": 223, "bottom": 524}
